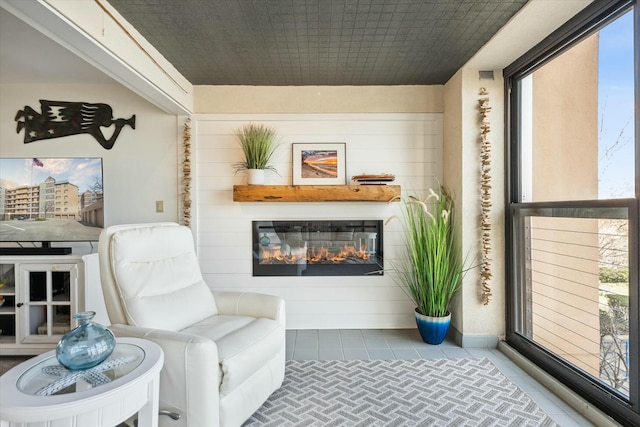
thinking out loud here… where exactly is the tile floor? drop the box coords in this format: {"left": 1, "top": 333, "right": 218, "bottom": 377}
{"left": 286, "top": 329, "right": 597, "bottom": 427}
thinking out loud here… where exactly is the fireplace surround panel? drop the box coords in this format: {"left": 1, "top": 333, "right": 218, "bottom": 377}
{"left": 253, "top": 220, "right": 383, "bottom": 276}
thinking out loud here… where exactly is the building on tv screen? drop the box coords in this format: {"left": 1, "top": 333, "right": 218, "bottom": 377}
{"left": 0, "top": 158, "right": 103, "bottom": 242}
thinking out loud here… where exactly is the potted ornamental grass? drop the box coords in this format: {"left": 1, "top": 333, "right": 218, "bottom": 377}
{"left": 389, "top": 186, "right": 469, "bottom": 344}
{"left": 233, "top": 123, "right": 280, "bottom": 185}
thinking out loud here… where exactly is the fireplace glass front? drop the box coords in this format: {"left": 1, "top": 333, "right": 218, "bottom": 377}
{"left": 253, "top": 220, "right": 383, "bottom": 276}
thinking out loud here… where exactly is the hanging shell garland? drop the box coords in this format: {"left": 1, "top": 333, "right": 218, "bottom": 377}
{"left": 182, "top": 118, "right": 192, "bottom": 227}
{"left": 478, "top": 88, "right": 492, "bottom": 305}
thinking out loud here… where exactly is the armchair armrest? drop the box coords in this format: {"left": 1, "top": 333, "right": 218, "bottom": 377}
{"left": 109, "top": 324, "right": 220, "bottom": 427}
{"left": 212, "top": 291, "right": 286, "bottom": 326}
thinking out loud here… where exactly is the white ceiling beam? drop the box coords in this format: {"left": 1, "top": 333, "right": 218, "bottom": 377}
{"left": 0, "top": 0, "right": 192, "bottom": 115}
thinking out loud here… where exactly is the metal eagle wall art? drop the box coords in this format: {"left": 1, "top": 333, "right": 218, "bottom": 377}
{"left": 15, "top": 100, "right": 135, "bottom": 150}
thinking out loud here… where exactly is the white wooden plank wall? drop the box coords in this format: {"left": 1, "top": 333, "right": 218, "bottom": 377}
{"left": 194, "top": 113, "right": 443, "bottom": 329}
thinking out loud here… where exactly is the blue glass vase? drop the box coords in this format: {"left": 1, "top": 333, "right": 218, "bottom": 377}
{"left": 56, "top": 311, "right": 116, "bottom": 370}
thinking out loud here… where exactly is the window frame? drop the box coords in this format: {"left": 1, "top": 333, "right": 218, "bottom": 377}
{"left": 504, "top": 1, "right": 639, "bottom": 425}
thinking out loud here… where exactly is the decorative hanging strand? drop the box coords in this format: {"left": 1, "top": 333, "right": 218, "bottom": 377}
{"left": 478, "top": 88, "right": 492, "bottom": 305}
{"left": 182, "top": 118, "right": 192, "bottom": 227}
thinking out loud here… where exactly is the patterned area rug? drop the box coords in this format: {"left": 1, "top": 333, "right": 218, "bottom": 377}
{"left": 243, "top": 358, "right": 557, "bottom": 427}
{"left": 0, "top": 356, "right": 30, "bottom": 376}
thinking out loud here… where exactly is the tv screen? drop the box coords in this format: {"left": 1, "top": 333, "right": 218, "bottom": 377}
{"left": 0, "top": 158, "right": 104, "bottom": 243}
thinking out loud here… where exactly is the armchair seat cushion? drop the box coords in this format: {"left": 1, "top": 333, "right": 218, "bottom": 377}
{"left": 182, "top": 315, "right": 285, "bottom": 395}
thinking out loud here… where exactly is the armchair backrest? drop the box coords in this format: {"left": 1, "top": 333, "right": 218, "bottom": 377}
{"left": 98, "top": 223, "right": 218, "bottom": 330}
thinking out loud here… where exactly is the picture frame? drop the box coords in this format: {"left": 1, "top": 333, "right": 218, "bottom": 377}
{"left": 292, "top": 143, "right": 346, "bottom": 185}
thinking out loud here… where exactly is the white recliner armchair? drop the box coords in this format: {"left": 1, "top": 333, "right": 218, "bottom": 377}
{"left": 98, "top": 223, "right": 286, "bottom": 427}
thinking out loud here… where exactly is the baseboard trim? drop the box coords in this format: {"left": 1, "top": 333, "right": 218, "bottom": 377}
{"left": 447, "top": 326, "right": 500, "bottom": 348}
{"left": 497, "top": 341, "right": 622, "bottom": 427}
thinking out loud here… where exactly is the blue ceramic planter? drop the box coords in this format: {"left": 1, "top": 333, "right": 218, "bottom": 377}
{"left": 415, "top": 310, "right": 451, "bottom": 345}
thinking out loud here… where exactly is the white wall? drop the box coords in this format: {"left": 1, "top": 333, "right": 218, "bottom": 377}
{"left": 0, "top": 83, "right": 180, "bottom": 253}
{"left": 194, "top": 113, "right": 443, "bottom": 329}
{"left": 444, "top": 69, "right": 506, "bottom": 342}
{"left": 195, "top": 85, "right": 443, "bottom": 114}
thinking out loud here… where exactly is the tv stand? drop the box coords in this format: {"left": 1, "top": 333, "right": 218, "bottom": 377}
{"left": 0, "top": 254, "right": 90, "bottom": 355}
{"left": 0, "top": 242, "right": 72, "bottom": 256}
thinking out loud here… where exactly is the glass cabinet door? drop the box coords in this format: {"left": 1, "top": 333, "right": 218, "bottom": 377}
{"left": 0, "top": 264, "right": 17, "bottom": 345}
{"left": 18, "top": 263, "right": 78, "bottom": 344}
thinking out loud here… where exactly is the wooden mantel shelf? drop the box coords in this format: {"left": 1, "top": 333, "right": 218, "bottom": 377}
{"left": 233, "top": 185, "right": 401, "bottom": 202}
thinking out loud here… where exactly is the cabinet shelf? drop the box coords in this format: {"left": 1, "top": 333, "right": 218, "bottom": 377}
{"left": 0, "top": 335, "right": 16, "bottom": 344}
{"left": 233, "top": 185, "right": 401, "bottom": 202}
{"left": 0, "top": 286, "right": 15, "bottom": 295}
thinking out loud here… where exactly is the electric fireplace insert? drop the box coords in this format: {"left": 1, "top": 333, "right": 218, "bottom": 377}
{"left": 252, "top": 220, "right": 383, "bottom": 276}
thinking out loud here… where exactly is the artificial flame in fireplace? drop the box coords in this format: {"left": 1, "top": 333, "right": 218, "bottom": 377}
{"left": 260, "top": 243, "right": 372, "bottom": 265}
{"left": 252, "top": 220, "right": 383, "bottom": 276}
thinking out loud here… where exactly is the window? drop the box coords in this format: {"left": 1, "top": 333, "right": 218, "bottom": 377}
{"left": 517, "top": 11, "right": 634, "bottom": 203}
{"left": 505, "top": 1, "right": 638, "bottom": 425}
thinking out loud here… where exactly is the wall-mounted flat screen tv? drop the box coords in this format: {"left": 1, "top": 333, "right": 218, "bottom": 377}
{"left": 0, "top": 158, "right": 104, "bottom": 254}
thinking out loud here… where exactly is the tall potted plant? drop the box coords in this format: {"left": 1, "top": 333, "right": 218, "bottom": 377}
{"left": 390, "top": 186, "right": 467, "bottom": 344}
{"left": 233, "top": 123, "right": 279, "bottom": 185}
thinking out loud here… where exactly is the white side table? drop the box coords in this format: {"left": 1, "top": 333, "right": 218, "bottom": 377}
{"left": 0, "top": 337, "right": 164, "bottom": 427}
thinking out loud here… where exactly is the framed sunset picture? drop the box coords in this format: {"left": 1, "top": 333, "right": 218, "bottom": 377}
{"left": 292, "top": 143, "right": 346, "bottom": 185}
